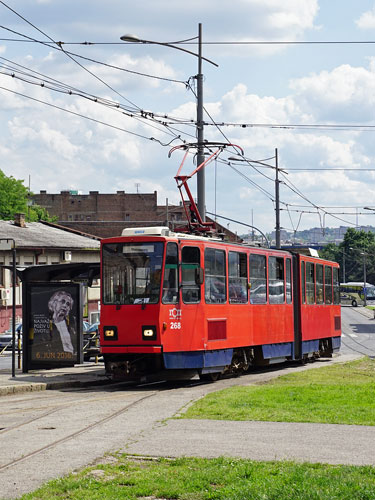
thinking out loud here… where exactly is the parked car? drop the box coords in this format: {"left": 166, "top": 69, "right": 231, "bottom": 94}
{"left": 0, "top": 324, "right": 22, "bottom": 351}
{"left": 0, "top": 332, "right": 13, "bottom": 351}
{"left": 83, "top": 322, "right": 100, "bottom": 361}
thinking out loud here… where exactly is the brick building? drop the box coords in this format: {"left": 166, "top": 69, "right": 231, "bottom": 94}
{"left": 32, "top": 190, "right": 238, "bottom": 240}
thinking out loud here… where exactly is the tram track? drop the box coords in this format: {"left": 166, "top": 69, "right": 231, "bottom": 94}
{"left": 0, "top": 382, "right": 165, "bottom": 436}
{"left": 0, "top": 391, "right": 156, "bottom": 472}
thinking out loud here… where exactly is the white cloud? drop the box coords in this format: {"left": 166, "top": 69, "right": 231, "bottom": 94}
{"left": 8, "top": 117, "right": 80, "bottom": 159}
{"left": 289, "top": 62, "right": 375, "bottom": 122}
{"left": 2, "top": 1, "right": 375, "bottom": 233}
{"left": 356, "top": 5, "right": 375, "bottom": 30}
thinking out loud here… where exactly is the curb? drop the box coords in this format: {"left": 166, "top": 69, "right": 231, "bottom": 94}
{"left": 0, "top": 377, "right": 111, "bottom": 397}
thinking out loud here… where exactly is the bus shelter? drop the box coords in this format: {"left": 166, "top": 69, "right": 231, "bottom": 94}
{"left": 17, "top": 263, "right": 99, "bottom": 373}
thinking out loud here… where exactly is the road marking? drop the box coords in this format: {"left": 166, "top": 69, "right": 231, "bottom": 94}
{"left": 348, "top": 333, "right": 358, "bottom": 338}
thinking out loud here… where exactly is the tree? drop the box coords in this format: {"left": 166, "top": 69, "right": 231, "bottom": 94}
{"left": 0, "top": 169, "right": 57, "bottom": 222}
{"left": 0, "top": 170, "right": 29, "bottom": 220}
{"left": 320, "top": 228, "right": 375, "bottom": 285}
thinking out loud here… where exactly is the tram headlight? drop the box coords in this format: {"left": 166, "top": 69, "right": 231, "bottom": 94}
{"left": 103, "top": 326, "right": 118, "bottom": 340}
{"left": 142, "top": 325, "right": 157, "bottom": 341}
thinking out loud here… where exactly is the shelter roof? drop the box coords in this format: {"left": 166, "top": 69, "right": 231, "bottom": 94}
{"left": 0, "top": 220, "right": 100, "bottom": 250}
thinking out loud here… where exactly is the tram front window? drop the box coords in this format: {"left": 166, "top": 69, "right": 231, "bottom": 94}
{"left": 102, "top": 242, "right": 164, "bottom": 304}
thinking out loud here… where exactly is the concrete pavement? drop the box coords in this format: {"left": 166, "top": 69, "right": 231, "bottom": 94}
{"left": 1, "top": 351, "right": 375, "bottom": 499}
{"left": 0, "top": 358, "right": 108, "bottom": 396}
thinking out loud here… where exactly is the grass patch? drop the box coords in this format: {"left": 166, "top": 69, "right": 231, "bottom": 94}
{"left": 20, "top": 455, "right": 375, "bottom": 500}
{"left": 182, "top": 358, "right": 375, "bottom": 425}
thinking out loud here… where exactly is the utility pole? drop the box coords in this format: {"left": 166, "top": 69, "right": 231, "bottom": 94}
{"left": 0, "top": 239, "right": 16, "bottom": 377}
{"left": 196, "top": 23, "right": 205, "bottom": 222}
{"left": 121, "top": 24, "right": 216, "bottom": 223}
{"left": 275, "top": 148, "right": 281, "bottom": 249}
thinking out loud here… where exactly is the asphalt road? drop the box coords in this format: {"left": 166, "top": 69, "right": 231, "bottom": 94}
{"left": 340, "top": 305, "right": 375, "bottom": 358}
{"left": 0, "top": 306, "right": 374, "bottom": 499}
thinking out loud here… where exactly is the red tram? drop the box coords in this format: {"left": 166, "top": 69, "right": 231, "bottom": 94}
{"left": 99, "top": 226, "right": 341, "bottom": 381}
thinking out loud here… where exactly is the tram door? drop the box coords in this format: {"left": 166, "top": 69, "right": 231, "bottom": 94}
{"left": 292, "top": 254, "right": 302, "bottom": 360}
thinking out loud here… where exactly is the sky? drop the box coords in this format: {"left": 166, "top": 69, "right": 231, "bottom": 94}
{"left": 1, "top": 0, "right": 375, "bottom": 237}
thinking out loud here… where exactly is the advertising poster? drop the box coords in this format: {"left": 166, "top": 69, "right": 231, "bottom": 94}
{"left": 25, "top": 283, "right": 82, "bottom": 369}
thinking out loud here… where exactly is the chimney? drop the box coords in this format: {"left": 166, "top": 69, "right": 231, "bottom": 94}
{"left": 14, "top": 213, "right": 26, "bottom": 228}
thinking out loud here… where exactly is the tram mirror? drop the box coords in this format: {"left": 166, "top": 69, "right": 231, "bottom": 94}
{"left": 195, "top": 267, "right": 204, "bottom": 285}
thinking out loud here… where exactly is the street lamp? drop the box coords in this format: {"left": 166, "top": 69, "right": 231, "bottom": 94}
{"left": 120, "top": 24, "right": 218, "bottom": 222}
{"left": 350, "top": 247, "right": 368, "bottom": 307}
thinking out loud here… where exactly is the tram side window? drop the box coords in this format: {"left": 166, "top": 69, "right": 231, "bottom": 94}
{"left": 205, "top": 248, "right": 226, "bottom": 304}
{"left": 325, "top": 266, "right": 333, "bottom": 304}
{"left": 316, "top": 264, "right": 324, "bottom": 304}
{"left": 286, "top": 258, "right": 292, "bottom": 304}
{"left": 306, "top": 262, "right": 315, "bottom": 304}
{"left": 249, "top": 253, "right": 267, "bottom": 304}
{"left": 269, "top": 256, "right": 285, "bottom": 304}
{"left": 333, "top": 267, "right": 340, "bottom": 304}
{"left": 181, "top": 246, "right": 201, "bottom": 304}
{"left": 162, "top": 243, "right": 179, "bottom": 304}
{"left": 301, "top": 261, "right": 305, "bottom": 304}
{"left": 228, "top": 251, "right": 248, "bottom": 304}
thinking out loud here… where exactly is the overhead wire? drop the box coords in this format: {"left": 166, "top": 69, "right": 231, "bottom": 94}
{"left": 188, "top": 81, "right": 369, "bottom": 230}
{"left": 4, "top": 37, "right": 375, "bottom": 46}
{"left": 187, "top": 80, "right": 278, "bottom": 197}
{"left": 204, "top": 121, "right": 375, "bottom": 132}
{"left": 0, "top": 84, "right": 182, "bottom": 147}
{"left": 0, "top": 54, "right": 197, "bottom": 126}
{"left": 0, "top": 57, "right": 198, "bottom": 142}
{"left": 0, "top": 25, "right": 188, "bottom": 87}
{"left": 279, "top": 170, "right": 361, "bottom": 228}
{"left": 1, "top": 3, "right": 373, "bottom": 231}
